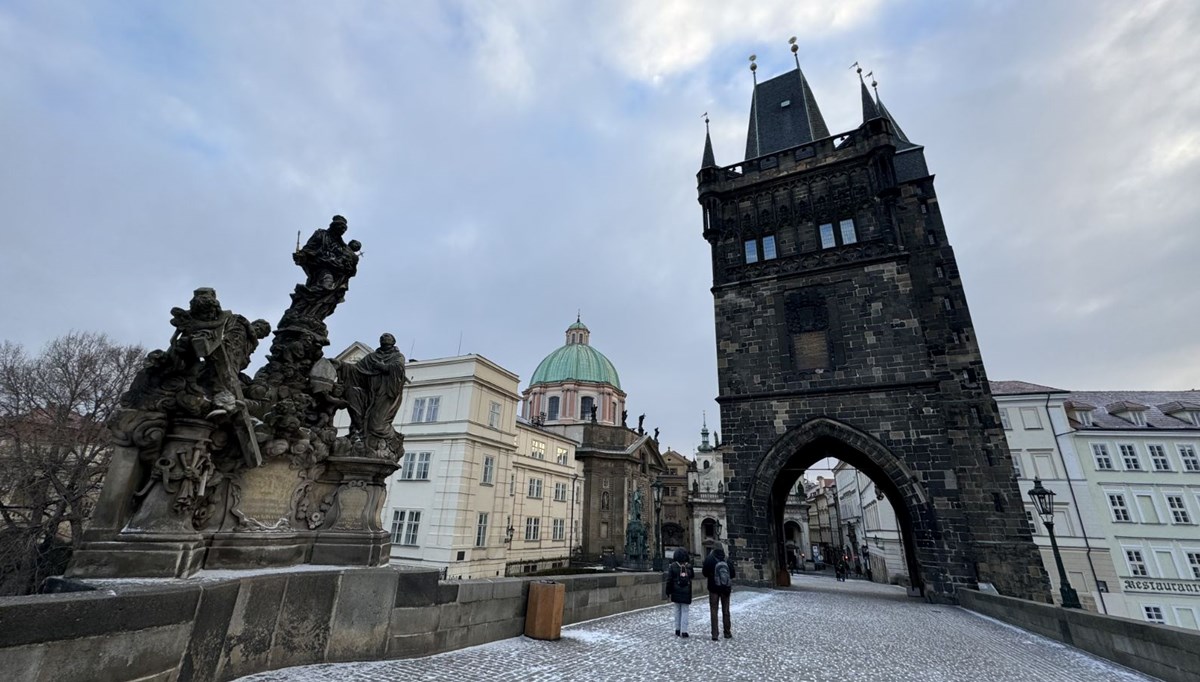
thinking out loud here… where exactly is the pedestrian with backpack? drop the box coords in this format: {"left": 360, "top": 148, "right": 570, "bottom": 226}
{"left": 702, "top": 542, "right": 735, "bottom": 641}
{"left": 666, "top": 547, "right": 694, "bottom": 638}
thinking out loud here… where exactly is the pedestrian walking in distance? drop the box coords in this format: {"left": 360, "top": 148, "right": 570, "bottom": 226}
{"left": 703, "top": 543, "right": 735, "bottom": 640}
{"left": 667, "top": 547, "right": 694, "bottom": 637}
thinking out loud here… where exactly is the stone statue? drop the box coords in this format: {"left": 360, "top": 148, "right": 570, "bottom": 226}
{"left": 653, "top": 427, "right": 659, "bottom": 443}
{"left": 624, "top": 489, "right": 647, "bottom": 565}
{"left": 294, "top": 215, "right": 359, "bottom": 293}
{"left": 637, "top": 414, "right": 645, "bottom": 435}
{"left": 590, "top": 404, "right": 598, "bottom": 423}
{"left": 68, "top": 214, "right": 403, "bottom": 580}
{"left": 340, "top": 333, "right": 406, "bottom": 456}
{"left": 621, "top": 410, "right": 628, "bottom": 427}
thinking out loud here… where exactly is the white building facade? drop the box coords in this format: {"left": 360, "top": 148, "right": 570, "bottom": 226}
{"left": 337, "top": 348, "right": 583, "bottom": 579}
{"left": 994, "top": 382, "right": 1200, "bottom": 629}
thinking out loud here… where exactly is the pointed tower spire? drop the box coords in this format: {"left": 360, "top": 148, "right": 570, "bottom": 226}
{"left": 701, "top": 113, "right": 716, "bottom": 169}
{"left": 872, "top": 75, "right": 914, "bottom": 148}
{"left": 744, "top": 38, "right": 830, "bottom": 160}
{"left": 699, "top": 412, "right": 713, "bottom": 452}
{"left": 855, "top": 63, "right": 880, "bottom": 122}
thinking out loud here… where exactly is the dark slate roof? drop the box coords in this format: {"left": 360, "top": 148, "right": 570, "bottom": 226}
{"left": 701, "top": 129, "right": 716, "bottom": 169}
{"left": 1159, "top": 400, "right": 1200, "bottom": 414}
{"left": 989, "top": 380, "right": 1067, "bottom": 395}
{"left": 876, "top": 94, "right": 917, "bottom": 151}
{"left": 1066, "top": 390, "right": 1200, "bottom": 430}
{"left": 744, "top": 67, "right": 830, "bottom": 160}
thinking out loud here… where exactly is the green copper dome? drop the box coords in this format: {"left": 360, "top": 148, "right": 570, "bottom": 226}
{"left": 529, "top": 319, "right": 621, "bottom": 389}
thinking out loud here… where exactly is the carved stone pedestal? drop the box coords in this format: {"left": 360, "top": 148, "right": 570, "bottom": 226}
{"left": 310, "top": 456, "right": 398, "bottom": 566}
{"left": 205, "top": 458, "right": 309, "bottom": 569}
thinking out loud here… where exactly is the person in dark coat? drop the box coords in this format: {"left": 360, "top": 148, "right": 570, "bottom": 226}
{"left": 702, "top": 543, "right": 735, "bottom": 640}
{"left": 667, "top": 547, "right": 694, "bottom": 637}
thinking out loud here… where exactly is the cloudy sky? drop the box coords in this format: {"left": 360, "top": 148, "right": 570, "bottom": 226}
{"left": 1, "top": 1, "right": 1197, "bottom": 457}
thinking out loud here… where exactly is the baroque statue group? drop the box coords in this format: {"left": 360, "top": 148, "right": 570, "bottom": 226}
{"left": 68, "top": 216, "right": 407, "bottom": 578}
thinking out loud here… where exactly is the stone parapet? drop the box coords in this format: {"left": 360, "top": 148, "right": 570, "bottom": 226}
{"left": 959, "top": 588, "right": 1200, "bottom": 682}
{"left": 0, "top": 567, "right": 704, "bottom": 682}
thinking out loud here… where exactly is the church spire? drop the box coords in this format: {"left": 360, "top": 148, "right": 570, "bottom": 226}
{"left": 855, "top": 63, "right": 880, "bottom": 123}
{"left": 701, "top": 114, "right": 716, "bottom": 169}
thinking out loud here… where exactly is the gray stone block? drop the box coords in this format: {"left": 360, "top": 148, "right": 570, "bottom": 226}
{"left": 178, "top": 581, "right": 240, "bottom": 682}
{"left": 33, "top": 622, "right": 190, "bottom": 682}
{"left": 0, "top": 583, "right": 199, "bottom": 648}
{"left": 220, "top": 575, "right": 287, "bottom": 679}
{"left": 386, "top": 631, "right": 436, "bottom": 659}
{"left": 456, "top": 580, "right": 494, "bottom": 603}
{"left": 490, "top": 578, "right": 526, "bottom": 600}
{"left": 268, "top": 571, "right": 340, "bottom": 670}
{"left": 393, "top": 570, "right": 440, "bottom": 607}
{"left": 327, "top": 567, "right": 399, "bottom": 662}
{"left": 389, "top": 605, "right": 442, "bottom": 636}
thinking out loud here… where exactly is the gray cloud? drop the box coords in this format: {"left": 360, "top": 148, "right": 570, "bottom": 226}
{"left": 1, "top": 1, "right": 1197, "bottom": 456}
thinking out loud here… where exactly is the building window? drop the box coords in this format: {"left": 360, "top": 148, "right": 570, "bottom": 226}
{"left": 581, "top": 396, "right": 595, "bottom": 419}
{"left": 1109, "top": 493, "right": 1131, "bottom": 522}
{"left": 411, "top": 396, "right": 440, "bottom": 423}
{"left": 1167, "top": 495, "right": 1192, "bottom": 524}
{"left": 525, "top": 517, "right": 541, "bottom": 541}
{"left": 1026, "top": 510, "right": 1037, "bottom": 534}
{"left": 391, "top": 510, "right": 421, "bottom": 546}
{"left": 818, "top": 223, "right": 836, "bottom": 249}
{"left": 1187, "top": 551, "right": 1200, "bottom": 579}
{"left": 1143, "top": 606, "right": 1165, "bottom": 624}
{"left": 553, "top": 518, "right": 565, "bottom": 541}
{"left": 744, "top": 240, "right": 759, "bottom": 264}
{"left": 482, "top": 455, "right": 495, "bottom": 484}
{"left": 1179, "top": 444, "right": 1200, "bottom": 472}
{"left": 554, "top": 482, "right": 568, "bottom": 502}
{"left": 1126, "top": 549, "right": 1149, "bottom": 576}
{"left": 509, "top": 474, "right": 515, "bottom": 496}
{"left": 528, "top": 478, "right": 543, "bottom": 498}
{"left": 531, "top": 440, "right": 546, "bottom": 459}
{"left": 556, "top": 446, "right": 568, "bottom": 465}
{"left": 762, "top": 235, "right": 777, "bottom": 260}
{"left": 547, "top": 396, "right": 560, "bottom": 421}
{"left": 1119, "top": 444, "right": 1142, "bottom": 471}
{"left": 1000, "top": 409, "right": 1012, "bottom": 430}
{"left": 401, "top": 452, "right": 432, "bottom": 480}
{"left": 488, "top": 401, "right": 502, "bottom": 428}
{"left": 476, "top": 513, "right": 489, "bottom": 547}
{"left": 1012, "top": 454, "right": 1023, "bottom": 479}
{"left": 1092, "top": 444, "right": 1114, "bottom": 471}
{"left": 1127, "top": 411, "right": 1147, "bottom": 427}
{"left": 839, "top": 219, "right": 857, "bottom": 245}
{"left": 1148, "top": 444, "right": 1171, "bottom": 472}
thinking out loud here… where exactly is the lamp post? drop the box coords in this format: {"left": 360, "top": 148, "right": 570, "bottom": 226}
{"left": 1028, "top": 477, "right": 1082, "bottom": 609}
{"left": 651, "top": 479, "right": 664, "bottom": 571}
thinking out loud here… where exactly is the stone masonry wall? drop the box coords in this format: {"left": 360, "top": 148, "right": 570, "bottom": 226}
{"left": 0, "top": 566, "right": 704, "bottom": 682}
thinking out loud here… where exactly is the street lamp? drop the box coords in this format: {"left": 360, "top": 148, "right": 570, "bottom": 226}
{"left": 1028, "top": 477, "right": 1082, "bottom": 609}
{"left": 504, "top": 521, "right": 515, "bottom": 544}
{"left": 651, "top": 479, "right": 664, "bottom": 571}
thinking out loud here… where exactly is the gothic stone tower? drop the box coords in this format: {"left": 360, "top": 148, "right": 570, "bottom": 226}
{"left": 697, "top": 62, "right": 1050, "bottom": 602}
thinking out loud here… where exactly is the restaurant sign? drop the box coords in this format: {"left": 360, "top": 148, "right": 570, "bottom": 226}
{"left": 1122, "top": 578, "right": 1200, "bottom": 595}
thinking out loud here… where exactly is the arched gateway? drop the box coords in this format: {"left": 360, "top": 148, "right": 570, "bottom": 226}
{"left": 697, "top": 59, "right": 1050, "bottom": 602}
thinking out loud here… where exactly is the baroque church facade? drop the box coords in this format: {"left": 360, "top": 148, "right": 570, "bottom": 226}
{"left": 698, "top": 56, "right": 1049, "bottom": 600}
{"left": 523, "top": 319, "right": 664, "bottom": 562}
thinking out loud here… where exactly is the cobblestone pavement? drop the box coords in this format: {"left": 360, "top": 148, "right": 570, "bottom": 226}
{"left": 238, "top": 572, "right": 1152, "bottom": 682}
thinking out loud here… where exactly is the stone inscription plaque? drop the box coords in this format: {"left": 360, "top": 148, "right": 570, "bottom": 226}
{"left": 235, "top": 463, "right": 300, "bottom": 530}
{"left": 333, "top": 485, "right": 369, "bottom": 531}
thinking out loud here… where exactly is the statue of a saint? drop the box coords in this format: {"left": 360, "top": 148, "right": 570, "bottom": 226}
{"left": 341, "top": 332, "right": 406, "bottom": 450}
{"left": 294, "top": 215, "right": 360, "bottom": 292}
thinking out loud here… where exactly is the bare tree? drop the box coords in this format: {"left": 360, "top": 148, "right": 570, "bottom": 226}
{"left": 0, "top": 332, "right": 143, "bottom": 595}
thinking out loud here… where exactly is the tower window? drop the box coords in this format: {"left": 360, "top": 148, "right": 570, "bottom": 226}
{"left": 547, "top": 396, "right": 560, "bottom": 421}
{"left": 762, "top": 235, "right": 777, "bottom": 260}
{"left": 819, "top": 218, "right": 857, "bottom": 249}
{"left": 581, "top": 396, "right": 595, "bottom": 420}
{"left": 744, "top": 240, "right": 759, "bottom": 264}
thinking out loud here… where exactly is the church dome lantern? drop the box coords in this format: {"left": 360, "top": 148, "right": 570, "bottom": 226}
{"left": 523, "top": 317, "right": 626, "bottom": 427}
